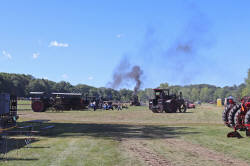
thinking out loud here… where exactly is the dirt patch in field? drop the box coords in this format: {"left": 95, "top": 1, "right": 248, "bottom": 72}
{"left": 165, "top": 139, "right": 249, "bottom": 166}
{"left": 122, "top": 139, "right": 171, "bottom": 166}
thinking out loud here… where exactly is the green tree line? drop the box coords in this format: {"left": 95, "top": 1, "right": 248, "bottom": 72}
{"left": 0, "top": 69, "right": 249, "bottom": 102}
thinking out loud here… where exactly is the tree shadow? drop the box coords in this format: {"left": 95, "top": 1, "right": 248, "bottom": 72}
{"left": 23, "top": 146, "right": 50, "bottom": 149}
{"left": 0, "top": 157, "right": 38, "bottom": 161}
{"left": 0, "top": 137, "right": 40, "bottom": 155}
{"left": 0, "top": 120, "right": 200, "bottom": 164}
{"left": 16, "top": 121, "right": 200, "bottom": 140}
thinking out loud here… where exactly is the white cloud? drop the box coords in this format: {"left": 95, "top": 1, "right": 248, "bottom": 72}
{"left": 116, "top": 33, "right": 124, "bottom": 38}
{"left": 32, "top": 52, "right": 39, "bottom": 59}
{"left": 2, "top": 50, "right": 12, "bottom": 59}
{"left": 88, "top": 76, "right": 94, "bottom": 80}
{"left": 49, "top": 41, "right": 69, "bottom": 47}
{"left": 62, "top": 74, "right": 68, "bottom": 79}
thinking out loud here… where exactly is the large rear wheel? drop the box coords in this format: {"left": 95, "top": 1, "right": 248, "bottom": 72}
{"left": 228, "top": 104, "right": 241, "bottom": 128}
{"left": 234, "top": 109, "right": 245, "bottom": 130}
{"left": 32, "top": 100, "right": 45, "bottom": 112}
{"left": 158, "top": 105, "right": 164, "bottom": 113}
{"left": 222, "top": 105, "right": 233, "bottom": 127}
{"left": 245, "top": 110, "right": 250, "bottom": 136}
{"left": 151, "top": 109, "right": 158, "bottom": 113}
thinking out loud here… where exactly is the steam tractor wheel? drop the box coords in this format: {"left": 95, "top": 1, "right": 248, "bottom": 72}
{"left": 151, "top": 109, "right": 157, "bottom": 113}
{"left": 228, "top": 104, "right": 241, "bottom": 127}
{"left": 245, "top": 110, "right": 250, "bottom": 136}
{"left": 234, "top": 109, "right": 245, "bottom": 130}
{"left": 158, "top": 105, "right": 164, "bottom": 113}
{"left": 32, "top": 100, "right": 45, "bottom": 112}
{"left": 165, "top": 104, "right": 177, "bottom": 113}
{"left": 222, "top": 106, "right": 233, "bottom": 127}
{"left": 171, "top": 103, "right": 178, "bottom": 113}
{"left": 179, "top": 104, "right": 187, "bottom": 113}
{"left": 63, "top": 105, "right": 71, "bottom": 110}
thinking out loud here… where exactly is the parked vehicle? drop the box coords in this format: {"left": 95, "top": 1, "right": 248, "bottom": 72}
{"left": 185, "top": 100, "right": 196, "bottom": 109}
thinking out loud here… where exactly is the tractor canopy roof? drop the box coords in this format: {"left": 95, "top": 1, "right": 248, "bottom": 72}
{"left": 30, "top": 92, "right": 45, "bottom": 95}
{"left": 51, "top": 93, "right": 82, "bottom": 97}
{"left": 51, "top": 93, "right": 82, "bottom": 98}
{"left": 153, "top": 89, "right": 170, "bottom": 92}
{"left": 30, "top": 92, "right": 50, "bottom": 97}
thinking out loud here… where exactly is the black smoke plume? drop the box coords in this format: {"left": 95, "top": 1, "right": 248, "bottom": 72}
{"left": 109, "top": 58, "right": 143, "bottom": 94}
{"left": 140, "top": 7, "right": 212, "bottom": 84}
{"left": 109, "top": 4, "right": 212, "bottom": 87}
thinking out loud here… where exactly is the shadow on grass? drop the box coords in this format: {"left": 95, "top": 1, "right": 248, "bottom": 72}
{"left": 16, "top": 121, "right": 200, "bottom": 140}
{"left": 23, "top": 146, "right": 50, "bottom": 149}
{"left": 0, "top": 157, "right": 38, "bottom": 161}
{"left": 1, "top": 121, "right": 200, "bottom": 159}
{"left": 0, "top": 138, "right": 40, "bottom": 155}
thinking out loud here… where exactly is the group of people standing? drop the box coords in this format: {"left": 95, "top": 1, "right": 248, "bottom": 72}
{"left": 89, "top": 101, "right": 124, "bottom": 111}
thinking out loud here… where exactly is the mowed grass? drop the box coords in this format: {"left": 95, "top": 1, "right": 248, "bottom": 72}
{"left": 19, "top": 104, "right": 222, "bottom": 125}
{"left": 1, "top": 104, "right": 250, "bottom": 166}
{"left": 17, "top": 100, "right": 31, "bottom": 110}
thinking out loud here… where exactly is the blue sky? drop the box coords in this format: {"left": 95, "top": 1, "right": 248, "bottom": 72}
{"left": 0, "top": 0, "right": 249, "bottom": 89}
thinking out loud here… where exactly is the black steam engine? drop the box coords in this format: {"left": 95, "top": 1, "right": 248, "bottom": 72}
{"left": 149, "top": 89, "right": 186, "bottom": 113}
{"left": 30, "top": 92, "right": 89, "bottom": 112}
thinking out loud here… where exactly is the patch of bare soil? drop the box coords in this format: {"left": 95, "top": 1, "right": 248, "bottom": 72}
{"left": 122, "top": 139, "right": 171, "bottom": 166}
{"left": 165, "top": 139, "right": 249, "bottom": 166}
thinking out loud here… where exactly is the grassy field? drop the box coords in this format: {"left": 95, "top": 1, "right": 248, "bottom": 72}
{"left": 17, "top": 100, "right": 31, "bottom": 111}
{"left": 1, "top": 104, "right": 250, "bottom": 166}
